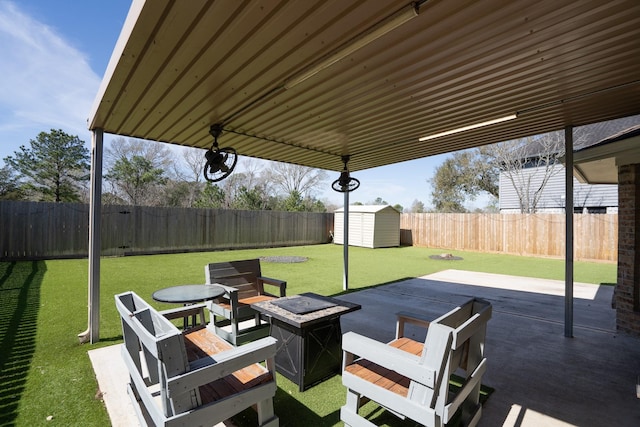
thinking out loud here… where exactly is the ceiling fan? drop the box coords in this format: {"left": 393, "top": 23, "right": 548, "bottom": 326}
{"left": 203, "top": 124, "right": 238, "bottom": 182}
{"left": 332, "top": 155, "right": 360, "bottom": 193}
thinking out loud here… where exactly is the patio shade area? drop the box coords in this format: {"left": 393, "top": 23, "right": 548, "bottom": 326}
{"left": 91, "top": 270, "right": 640, "bottom": 426}
{"left": 82, "top": 0, "right": 640, "bottom": 343}
{"left": 89, "top": 0, "right": 640, "bottom": 172}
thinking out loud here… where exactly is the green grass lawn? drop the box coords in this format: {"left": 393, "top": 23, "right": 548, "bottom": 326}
{"left": 0, "top": 244, "right": 616, "bottom": 426}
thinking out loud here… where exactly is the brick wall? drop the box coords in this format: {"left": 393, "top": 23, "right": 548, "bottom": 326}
{"left": 616, "top": 164, "right": 640, "bottom": 336}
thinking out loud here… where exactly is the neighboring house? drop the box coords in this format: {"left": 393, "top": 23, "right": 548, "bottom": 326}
{"left": 499, "top": 115, "right": 640, "bottom": 214}
{"left": 499, "top": 170, "right": 618, "bottom": 214}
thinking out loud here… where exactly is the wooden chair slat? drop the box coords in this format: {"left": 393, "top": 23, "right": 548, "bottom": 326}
{"left": 390, "top": 337, "right": 423, "bottom": 356}
{"left": 238, "top": 295, "right": 276, "bottom": 305}
{"left": 184, "top": 328, "right": 273, "bottom": 396}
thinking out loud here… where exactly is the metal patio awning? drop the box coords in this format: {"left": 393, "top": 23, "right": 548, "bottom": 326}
{"left": 82, "top": 0, "right": 640, "bottom": 343}
{"left": 89, "top": 0, "right": 640, "bottom": 172}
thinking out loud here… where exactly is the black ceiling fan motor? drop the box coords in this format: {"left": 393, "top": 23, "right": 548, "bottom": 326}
{"left": 203, "top": 124, "right": 238, "bottom": 182}
{"left": 332, "top": 156, "right": 360, "bottom": 193}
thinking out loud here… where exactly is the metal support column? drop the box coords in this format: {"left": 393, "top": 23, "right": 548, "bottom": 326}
{"left": 564, "top": 125, "right": 574, "bottom": 338}
{"left": 343, "top": 191, "right": 349, "bottom": 291}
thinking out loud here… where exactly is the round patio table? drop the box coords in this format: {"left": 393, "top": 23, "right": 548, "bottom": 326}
{"left": 152, "top": 284, "right": 225, "bottom": 304}
{"left": 152, "top": 284, "right": 225, "bottom": 329}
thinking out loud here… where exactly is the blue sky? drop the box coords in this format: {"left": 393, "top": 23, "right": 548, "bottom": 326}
{"left": 0, "top": 0, "right": 476, "bottom": 211}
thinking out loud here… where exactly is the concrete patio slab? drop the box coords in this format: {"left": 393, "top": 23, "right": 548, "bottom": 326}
{"left": 88, "top": 345, "right": 141, "bottom": 427}
{"left": 90, "top": 269, "right": 640, "bottom": 426}
{"left": 88, "top": 344, "right": 232, "bottom": 427}
{"left": 338, "top": 269, "right": 640, "bottom": 426}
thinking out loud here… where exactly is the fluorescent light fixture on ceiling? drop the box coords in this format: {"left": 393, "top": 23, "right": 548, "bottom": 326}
{"left": 418, "top": 114, "right": 518, "bottom": 142}
{"left": 284, "top": 4, "right": 419, "bottom": 89}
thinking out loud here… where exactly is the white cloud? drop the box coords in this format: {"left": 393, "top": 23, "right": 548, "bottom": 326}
{"left": 0, "top": 1, "right": 100, "bottom": 156}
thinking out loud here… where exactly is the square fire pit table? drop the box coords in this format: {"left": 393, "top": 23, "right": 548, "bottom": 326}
{"left": 251, "top": 292, "right": 361, "bottom": 391}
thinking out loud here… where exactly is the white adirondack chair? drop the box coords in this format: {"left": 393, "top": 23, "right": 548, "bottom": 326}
{"left": 115, "top": 291, "right": 279, "bottom": 427}
{"left": 341, "top": 298, "right": 492, "bottom": 427}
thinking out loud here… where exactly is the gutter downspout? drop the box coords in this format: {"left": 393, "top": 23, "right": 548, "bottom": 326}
{"left": 78, "top": 128, "right": 103, "bottom": 344}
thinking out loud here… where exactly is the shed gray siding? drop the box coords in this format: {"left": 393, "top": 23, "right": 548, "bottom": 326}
{"left": 499, "top": 165, "right": 618, "bottom": 213}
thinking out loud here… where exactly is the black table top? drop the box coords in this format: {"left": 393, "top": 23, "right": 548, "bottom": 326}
{"left": 152, "top": 284, "right": 225, "bottom": 304}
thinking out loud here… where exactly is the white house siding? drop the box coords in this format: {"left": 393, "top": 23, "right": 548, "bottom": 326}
{"left": 499, "top": 165, "right": 618, "bottom": 213}
{"left": 334, "top": 205, "right": 400, "bottom": 248}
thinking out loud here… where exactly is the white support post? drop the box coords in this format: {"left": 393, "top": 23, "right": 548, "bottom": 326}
{"left": 564, "top": 125, "right": 574, "bottom": 338}
{"left": 79, "top": 128, "right": 104, "bottom": 344}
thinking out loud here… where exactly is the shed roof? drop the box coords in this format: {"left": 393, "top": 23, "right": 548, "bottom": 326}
{"left": 88, "top": 0, "right": 640, "bottom": 172}
{"left": 335, "top": 205, "right": 400, "bottom": 214}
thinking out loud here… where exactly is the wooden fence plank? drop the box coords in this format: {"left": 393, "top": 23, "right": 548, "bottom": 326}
{"left": 400, "top": 213, "right": 617, "bottom": 262}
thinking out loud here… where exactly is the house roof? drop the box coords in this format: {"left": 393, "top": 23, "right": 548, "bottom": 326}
{"left": 88, "top": 0, "right": 640, "bottom": 173}
{"left": 572, "top": 125, "right": 640, "bottom": 184}
{"left": 514, "top": 115, "right": 640, "bottom": 161}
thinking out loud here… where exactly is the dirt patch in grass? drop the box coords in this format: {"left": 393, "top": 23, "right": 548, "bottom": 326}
{"left": 429, "top": 253, "right": 463, "bottom": 261}
{"left": 260, "top": 255, "right": 308, "bottom": 263}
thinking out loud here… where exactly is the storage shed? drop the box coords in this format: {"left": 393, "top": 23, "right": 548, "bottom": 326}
{"left": 334, "top": 205, "right": 400, "bottom": 248}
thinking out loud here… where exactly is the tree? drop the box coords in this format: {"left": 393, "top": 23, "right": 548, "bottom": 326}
{"left": 263, "top": 162, "right": 328, "bottom": 199}
{"left": 493, "top": 133, "right": 566, "bottom": 213}
{"left": 220, "top": 171, "right": 273, "bottom": 210}
{"left": 106, "top": 155, "right": 166, "bottom": 205}
{"left": 232, "top": 185, "right": 270, "bottom": 210}
{"left": 164, "top": 180, "right": 194, "bottom": 207}
{"left": 409, "top": 199, "right": 426, "bottom": 213}
{"left": 0, "top": 164, "right": 23, "bottom": 200}
{"left": 171, "top": 147, "right": 207, "bottom": 207}
{"left": 194, "top": 182, "right": 226, "bottom": 208}
{"left": 3, "top": 129, "right": 89, "bottom": 202}
{"left": 430, "top": 156, "right": 469, "bottom": 212}
{"left": 180, "top": 147, "right": 206, "bottom": 182}
{"left": 305, "top": 197, "right": 327, "bottom": 212}
{"left": 104, "top": 138, "right": 172, "bottom": 205}
{"left": 280, "top": 190, "right": 306, "bottom": 212}
{"left": 371, "top": 197, "right": 388, "bottom": 205}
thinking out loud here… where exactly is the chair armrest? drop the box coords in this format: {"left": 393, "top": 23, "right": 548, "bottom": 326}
{"left": 166, "top": 336, "right": 277, "bottom": 393}
{"left": 257, "top": 276, "right": 287, "bottom": 297}
{"left": 395, "top": 310, "right": 432, "bottom": 339}
{"left": 209, "top": 282, "right": 240, "bottom": 296}
{"left": 159, "top": 303, "right": 206, "bottom": 320}
{"left": 342, "top": 331, "right": 435, "bottom": 388}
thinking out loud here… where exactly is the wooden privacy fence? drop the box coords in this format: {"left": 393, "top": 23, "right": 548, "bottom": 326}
{"left": 0, "top": 202, "right": 617, "bottom": 262}
{"left": 0, "top": 201, "right": 333, "bottom": 261}
{"left": 400, "top": 213, "right": 618, "bottom": 262}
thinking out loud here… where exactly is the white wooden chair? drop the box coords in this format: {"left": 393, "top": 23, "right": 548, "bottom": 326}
{"left": 341, "top": 298, "right": 492, "bottom": 427}
{"left": 205, "top": 259, "right": 286, "bottom": 345}
{"left": 115, "top": 291, "right": 279, "bottom": 427}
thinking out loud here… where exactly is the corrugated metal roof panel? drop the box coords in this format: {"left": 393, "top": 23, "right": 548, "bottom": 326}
{"left": 89, "top": 0, "right": 640, "bottom": 172}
